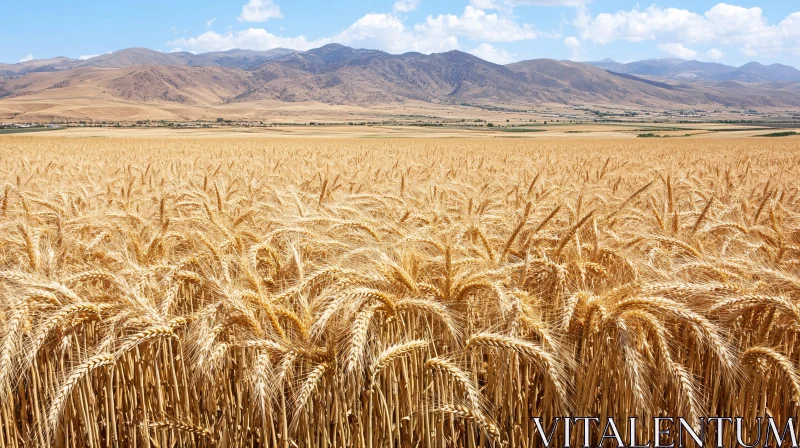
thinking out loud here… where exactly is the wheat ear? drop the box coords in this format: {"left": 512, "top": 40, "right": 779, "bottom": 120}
{"left": 436, "top": 404, "right": 502, "bottom": 440}
{"left": 48, "top": 353, "right": 114, "bottom": 433}
{"left": 742, "top": 346, "right": 800, "bottom": 404}
{"left": 369, "top": 340, "right": 428, "bottom": 388}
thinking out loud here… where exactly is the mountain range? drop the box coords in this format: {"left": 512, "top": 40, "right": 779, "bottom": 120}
{"left": 588, "top": 58, "right": 800, "bottom": 83}
{"left": 2, "top": 45, "right": 800, "bottom": 122}
{"left": 0, "top": 48, "right": 298, "bottom": 77}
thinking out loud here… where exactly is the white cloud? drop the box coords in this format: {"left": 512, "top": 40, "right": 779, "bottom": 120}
{"left": 576, "top": 3, "right": 800, "bottom": 58}
{"left": 334, "top": 13, "right": 459, "bottom": 54}
{"left": 239, "top": 0, "right": 283, "bottom": 23}
{"left": 416, "top": 6, "right": 548, "bottom": 42}
{"left": 470, "top": 0, "right": 499, "bottom": 8}
{"left": 472, "top": 0, "right": 587, "bottom": 9}
{"left": 78, "top": 54, "right": 100, "bottom": 60}
{"left": 19, "top": 54, "right": 34, "bottom": 63}
{"left": 783, "top": 12, "right": 800, "bottom": 38}
{"left": 577, "top": 6, "right": 706, "bottom": 45}
{"left": 169, "top": 29, "right": 325, "bottom": 53}
{"left": 658, "top": 43, "right": 698, "bottom": 59}
{"left": 172, "top": 6, "right": 551, "bottom": 55}
{"left": 393, "top": 0, "right": 420, "bottom": 13}
{"left": 707, "top": 48, "right": 725, "bottom": 59}
{"left": 469, "top": 43, "right": 516, "bottom": 64}
{"left": 564, "top": 36, "right": 583, "bottom": 60}
{"left": 206, "top": 18, "right": 216, "bottom": 30}
{"left": 170, "top": 16, "right": 452, "bottom": 55}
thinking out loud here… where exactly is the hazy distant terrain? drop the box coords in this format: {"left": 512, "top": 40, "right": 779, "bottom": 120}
{"left": 588, "top": 58, "right": 800, "bottom": 83}
{"left": 0, "top": 48, "right": 297, "bottom": 76}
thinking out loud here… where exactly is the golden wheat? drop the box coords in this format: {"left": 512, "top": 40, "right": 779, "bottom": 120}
{"left": 0, "top": 136, "right": 798, "bottom": 447}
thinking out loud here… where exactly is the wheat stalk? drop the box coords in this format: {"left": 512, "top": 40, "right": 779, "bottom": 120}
{"left": 47, "top": 353, "right": 114, "bottom": 433}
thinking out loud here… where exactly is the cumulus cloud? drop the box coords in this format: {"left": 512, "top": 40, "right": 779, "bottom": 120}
{"left": 334, "top": 13, "right": 458, "bottom": 54}
{"left": 564, "top": 36, "right": 584, "bottom": 60}
{"left": 469, "top": 43, "right": 516, "bottom": 64}
{"left": 172, "top": 6, "right": 551, "bottom": 55}
{"left": 19, "top": 54, "right": 34, "bottom": 63}
{"left": 576, "top": 3, "right": 800, "bottom": 57}
{"left": 332, "top": 7, "right": 550, "bottom": 52}
{"left": 393, "top": 0, "right": 420, "bottom": 13}
{"left": 78, "top": 54, "right": 100, "bottom": 60}
{"left": 416, "top": 6, "right": 548, "bottom": 42}
{"left": 206, "top": 18, "right": 216, "bottom": 30}
{"left": 239, "top": 0, "right": 283, "bottom": 23}
{"left": 170, "top": 14, "right": 459, "bottom": 55}
{"left": 169, "top": 29, "right": 325, "bottom": 53}
{"left": 707, "top": 48, "right": 725, "bottom": 59}
{"left": 472, "top": 0, "right": 588, "bottom": 9}
{"left": 658, "top": 43, "right": 698, "bottom": 59}
{"left": 577, "top": 6, "right": 706, "bottom": 44}
{"left": 783, "top": 12, "right": 800, "bottom": 38}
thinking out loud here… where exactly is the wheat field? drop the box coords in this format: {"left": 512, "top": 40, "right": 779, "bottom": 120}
{"left": 0, "top": 136, "right": 798, "bottom": 447}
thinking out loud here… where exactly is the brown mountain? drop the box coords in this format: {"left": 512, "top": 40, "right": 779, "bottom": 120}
{"left": 80, "top": 48, "right": 187, "bottom": 69}
{"left": 0, "top": 57, "right": 81, "bottom": 77}
{"left": 2, "top": 44, "right": 800, "bottom": 121}
{"left": 507, "top": 59, "right": 691, "bottom": 105}
{"left": 240, "top": 44, "right": 548, "bottom": 104}
{"left": 506, "top": 59, "right": 800, "bottom": 108}
{"left": 0, "top": 48, "right": 298, "bottom": 77}
{"left": 0, "top": 65, "right": 252, "bottom": 104}
{"left": 589, "top": 58, "right": 800, "bottom": 83}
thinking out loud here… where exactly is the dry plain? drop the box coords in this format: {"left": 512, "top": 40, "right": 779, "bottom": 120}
{"left": 16, "top": 122, "right": 800, "bottom": 139}
{"left": 0, "top": 133, "right": 799, "bottom": 447}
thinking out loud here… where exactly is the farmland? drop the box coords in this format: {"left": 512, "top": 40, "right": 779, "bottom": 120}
{"left": 0, "top": 135, "right": 798, "bottom": 447}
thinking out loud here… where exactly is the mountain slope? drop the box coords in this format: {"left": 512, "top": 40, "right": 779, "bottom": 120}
{"left": 507, "top": 59, "right": 697, "bottom": 105}
{"left": 172, "top": 48, "right": 297, "bottom": 69}
{"left": 0, "top": 57, "right": 81, "bottom": 77}
{"left": 241, "top": 44, "right": 543, "bottom": 104}
{"left": 589, "top": 58, "right": 800, "bottom": 82}
{"left": 0, "top": 48, "right": 299, "bottom": 76}
{"left": 0, "top": 65, "right": 252, "bottom": 105}
{"left": 722, "top": 62, "right": 800, "bottom": 82}
{"left": 80, "top": 48, "right": 187, "bottom": 68}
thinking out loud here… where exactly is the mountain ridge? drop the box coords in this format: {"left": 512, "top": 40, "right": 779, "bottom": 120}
{"left": 588, "top": 58, "right": 800, "bottom": 83}
{"left": 2, "top": 44, "right": 800, "bottom": 122}
{"left": 0, "top": 47, "right": 299, "bottom": 77}
{"left": 4, "top": 47, "right": 800, "bottom": 83}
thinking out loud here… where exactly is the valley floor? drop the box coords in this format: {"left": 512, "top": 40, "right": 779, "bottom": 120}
{"left": 7, "top": 122, "right": 800, "bottom": 139}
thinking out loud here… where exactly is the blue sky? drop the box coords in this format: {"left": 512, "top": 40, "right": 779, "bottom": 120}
{"left": 3, "top": 0, "right": 799, "bottom": 66}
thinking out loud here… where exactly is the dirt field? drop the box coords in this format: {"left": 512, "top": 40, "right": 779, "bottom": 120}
{"left": 12, "top": 123, "right": 800, "bottom": 139}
